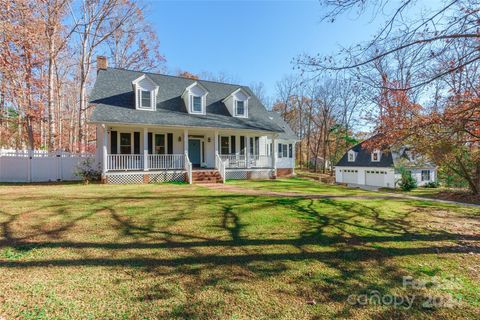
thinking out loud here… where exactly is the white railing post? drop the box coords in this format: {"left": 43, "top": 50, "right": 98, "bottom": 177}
{"left": 215, "top": 153, "right": 226, "bottom": 183}
{"left": 143, "top": 128, "right": 149, "bottom": 171}
{"left": 272, "top": 135, "right": 277, "bottom": 177}
{"left": 184, "top": 152, "right": 192, "bottom": 184}
{"left": 246, "top": 136, "right": 250, "bottom": 168}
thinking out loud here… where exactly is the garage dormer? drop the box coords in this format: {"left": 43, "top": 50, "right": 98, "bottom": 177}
{"left": 223, "top": 88, "right": 250, "bottom": 118}
{"left": 132, "top": 74, "right": 158, "bottom": 111}
{"left": 182, "top": 81, "right": 208, "bottom": 115}
{"left": 371, "top": 149, "right": 381, "bottom": 162}
{"left": 348, "top": 150, "right": 357, "bottom": 162}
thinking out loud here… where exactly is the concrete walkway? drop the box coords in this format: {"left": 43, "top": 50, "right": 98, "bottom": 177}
{"left": 203, "top": 184, "right": 480, "bottom": 208}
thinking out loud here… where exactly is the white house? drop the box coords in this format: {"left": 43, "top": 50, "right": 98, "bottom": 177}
{"left": 89, "top": 57, "right": 297, "bottom": 184}
{"left": 335, "top": 138, "right": 437, "bottom": 188}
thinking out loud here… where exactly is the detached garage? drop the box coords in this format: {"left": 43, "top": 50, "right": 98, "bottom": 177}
{"left": 334, "top": 137, "right": 436, "bottom": 189}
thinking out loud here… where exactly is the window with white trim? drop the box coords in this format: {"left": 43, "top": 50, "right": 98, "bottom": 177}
{"left": 192, "top": 96, "right": 202, "bottom": 113}
{"left": 220, "top": 136, "right": 230, "bottom": 155}
{"left": 371, "top": 150, "right": 381, "bottom": 162}
{"left": 136, "top": 89, "right": 155, "bottom": 110}
{"left": 348, "top": 151, "right": 356, "bottom": 162}
{"left": 421, "top": 170, "right": 431, "bottom": 181}
{"left": 120, "top": 133, "right": 132, "bottom": 154}
{"left": 155, "top": 134, "right": 166, "bottom": 154}
{"left": 235, "top": 100, "right": 245, "bottom": 116}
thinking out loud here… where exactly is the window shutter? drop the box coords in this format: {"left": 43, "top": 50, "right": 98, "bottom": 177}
{"left": 167, "top": 133, "right": 173, "bottom": 154}
{"left": 110, "top": 131, "right": 118, "bottom": 154}
{"left": 148, "top": 132, "right": 153, "bottom": 154}
{"left": 289, "top": 144, "right": 293, "bottom": 158}
{"left": 231, "top": 136, "right": 236, "bottom": 153}
{"left": 278, "top": 143, "right": 282, "bottom": 158}
{"left": 134, "top": 132, "right": 140, "bottom": 154}
{"left": 240, "top": 136, "right": 245, "bottom": 155}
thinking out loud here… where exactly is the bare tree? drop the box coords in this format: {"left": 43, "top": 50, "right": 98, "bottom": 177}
{"left": 298, "top": 0, "right": 480, "bottom": 90}
{"left": 70, "top": 0, "right": 137, "bottom": 152}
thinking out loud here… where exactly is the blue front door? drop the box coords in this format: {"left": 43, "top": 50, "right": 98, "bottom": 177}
{"left": 188, "top": 139, "right": 201, "bottom": 167}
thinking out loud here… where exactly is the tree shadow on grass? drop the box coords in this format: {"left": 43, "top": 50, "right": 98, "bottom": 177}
{"left": 0, "top": 191, "right": 478, "bottom": 319}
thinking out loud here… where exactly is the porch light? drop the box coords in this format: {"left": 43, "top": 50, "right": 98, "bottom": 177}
{"left": 178, "top": 136, "right": 182, "bottom": 142}
{"left": 208, "top": 137, "right": 211, "bottom": 143}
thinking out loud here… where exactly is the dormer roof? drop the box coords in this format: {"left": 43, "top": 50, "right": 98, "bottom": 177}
{"left": 222, "top": 88, "right": 251, "bottom": 103}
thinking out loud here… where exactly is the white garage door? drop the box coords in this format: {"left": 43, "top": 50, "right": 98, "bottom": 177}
{"left": 342, "top": 169, "right": 358, "bottom": 184}
{"left": 365, "top": 170, "right": 386, "bottom": 187}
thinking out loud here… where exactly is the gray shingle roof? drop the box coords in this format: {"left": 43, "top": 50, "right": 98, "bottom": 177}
{"left": 89, "top": 68, "right": 284, "bottom": 133}
{"left": 267, "top": 111, "right": 298, "bottom": 141}
{"left": 336, "top": 139, "right": 394, "bottom": 167}
{"left": 336, "top": 138, "right": 436, "bottom": 168}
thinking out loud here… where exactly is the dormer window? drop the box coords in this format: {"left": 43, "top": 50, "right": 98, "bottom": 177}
{"left": 223, "top": 88, "right": 250, "bottom": 118}
{"left": 139, "top": 90, "right": 151, "bottom": 109}
{"left": 192, "top": 96, "right": 202, "bottom": 113}
{"left": 348, "top": 150, "right": 357, "bottom": 162}
{"left": 182, "top": 81, "right": 208, "bottom": 115}
{"left": 371, "top": 150, "right": 381, "bottom": 162}
{"left": 132, "top": 74, "right": 158, "bottom": 111}
{"left": 236, "top": 100, "right": 245, "bottom": 116}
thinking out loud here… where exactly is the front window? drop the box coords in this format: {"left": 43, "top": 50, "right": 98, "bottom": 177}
{"left": 372, "top": 152, "right": 379, "bottom": 161}
{"left": 192, "top": 96, "right": 202, "bottom": 113}
{"left": 221, "top": 136, "right": 229, "bottom": 154}
{"left": 421, "top": 170, "right": 430, "bottom": 181}
{"left": 236, "top": 100, "right": 245, "bottom": 116}
{"left": 120, "top": 133, "right": 131, "bottom": 154}
{"left": 278, "top": 143, "right": 283, "bottom": 158}
{"left": 282, "top": 144, "right": 288, "bottom": 158}
{"left": 155, "top": 134, "right": 165, "bottom": 154}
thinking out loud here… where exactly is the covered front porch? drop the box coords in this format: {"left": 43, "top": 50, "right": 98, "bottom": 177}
{"left": 97, "top": 124, "right": 278, "bottom": 183}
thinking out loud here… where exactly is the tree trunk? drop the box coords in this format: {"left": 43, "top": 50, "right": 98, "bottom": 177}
{"left": 47, "top": 27, "right": 56, "bottom": 151}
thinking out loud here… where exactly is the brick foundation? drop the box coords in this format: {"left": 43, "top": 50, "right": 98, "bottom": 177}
{"left": 276, "top": 168, "right": 293, "bottom": 177}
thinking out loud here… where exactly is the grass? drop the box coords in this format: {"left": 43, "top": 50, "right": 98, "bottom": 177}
{"left": 382, "top": 186, "right": 480, "bottom": 205}
{"left": 0, "top": 179, "right": 479, "bottom": 319}
{"left": 228, "top": 177, "right": 375, "bottom": 196}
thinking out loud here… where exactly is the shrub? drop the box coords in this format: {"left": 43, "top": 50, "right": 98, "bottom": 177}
{"left": 397, "top": 167, "right": 417, "bottom": 191}
{"left": 424, "top": 181, "right": 439, "bottom": 188}
{"left": 75, "top": 158, "right": 101, "bottom": 183}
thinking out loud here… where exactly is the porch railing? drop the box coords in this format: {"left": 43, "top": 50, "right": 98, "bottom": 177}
{"left": 107, "top": 154, "right": 144, "bottom": 171}
{"left": 219, "top": 154, "right": 272, "bottom": 168}
{"left": 107, "top": 154, "right": 186, "bottom": 171}
{"left": 215, "top": 153, "right": 226, "bottom": 183}
{"left": 250, "top": 155, "right": 273, "bottom": 168}
{"left": 149, "top": 154, "right": 184, "bottom": 170}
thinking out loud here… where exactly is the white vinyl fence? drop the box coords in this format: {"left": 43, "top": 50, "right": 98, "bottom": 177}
{"left": 0, "top": 149, "right": 95, "bottom": 183}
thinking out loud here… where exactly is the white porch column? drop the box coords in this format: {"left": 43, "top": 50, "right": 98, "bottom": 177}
{"left": 102, "top": 124, "right": 108, "bottom": 178}
{"left": 183, "top": 129, "right": 188, "bottom": 153}
{"left": 246, "top": 135, "right": 250, "bottom": 168}
{"left": 272, "top": 135, "right": 277, "bottom": 175}
{"left": 292, "top": 141, "right": 295, "bottom": 175}
{"left": 214, "top": 130, "right": 219, "bottom": 155}
{"left": 143, "top": 127, "right": 148, "bottom": 171}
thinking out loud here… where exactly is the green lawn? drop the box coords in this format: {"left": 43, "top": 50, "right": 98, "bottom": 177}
{"left": 0, "top": 179, "right": 479, "bottom": 319}
{"left": 228, "top": 177, "right": 376, "bottom": 196}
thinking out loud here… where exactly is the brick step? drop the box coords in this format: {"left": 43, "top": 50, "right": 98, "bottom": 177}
{"left": 191, "top": 170, "right": 223, "bottom": 184}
